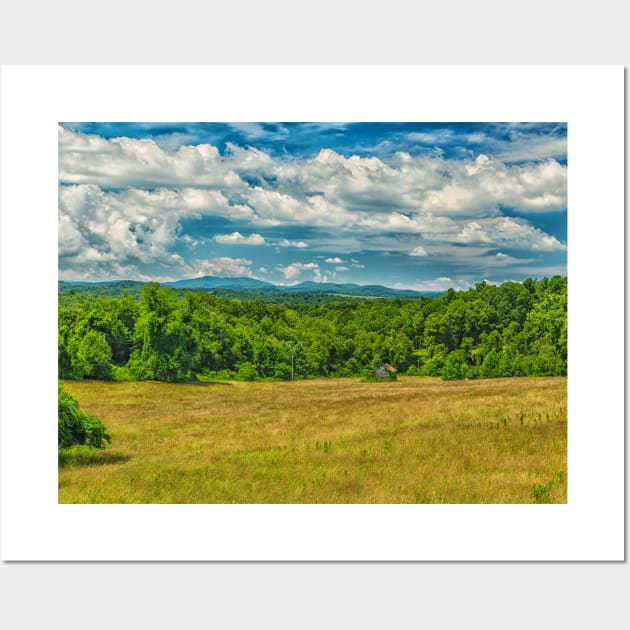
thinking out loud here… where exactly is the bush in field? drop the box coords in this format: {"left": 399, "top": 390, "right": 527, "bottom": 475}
{"left": 58, "top": 382, "right": 110, "bottom": 448}
{"left": 441, "top": 352, "right": 466, "bottom": 381}
{"left": 466, "top": 365, "right": 480, "bottom": 380}
{"left": 235, "top": 361, "right": 258, "bottom": 381}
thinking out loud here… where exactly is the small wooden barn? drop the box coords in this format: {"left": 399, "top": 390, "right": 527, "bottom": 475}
{"left": 374, "top": 362, "right": 397, "bottom": 379}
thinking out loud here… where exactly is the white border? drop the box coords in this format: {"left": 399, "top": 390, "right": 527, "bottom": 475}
{"left": 0, "top": 66, "right": 624, "bottom": 560}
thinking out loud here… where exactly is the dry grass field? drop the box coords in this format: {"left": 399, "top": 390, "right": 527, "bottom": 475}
{"left": 59, "top": 376, "right": 567, "bottom": 503}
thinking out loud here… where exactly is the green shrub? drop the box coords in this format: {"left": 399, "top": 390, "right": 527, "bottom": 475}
{"left": 235, "top": 362, "right": 258, "bottom": 381}
{"left": 466, "top": 365, "right": 480, "bottom": 380}
{"left": 58, "top": 382, "right": 110, "bottom": 448}
{"left": 273, "top": 362, "right": 292, "bottom": 381}
{"left": 441, "top": 352, "right": 466, "bottom": 380}
{"left": 112, "top": 365, "right": 134, "bottom": 381}
{"left": 480, "top": 349, "right": 500, "bottom": 378}
{"left": 531, "top": 483, "right": 551, "bottom": 503}
{"left": 214, "top": 369, "right": 237, "bottom": 381}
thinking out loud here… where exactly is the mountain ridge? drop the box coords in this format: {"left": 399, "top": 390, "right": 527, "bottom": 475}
{"left": 59, "top": 276, "right": 444, "bottom": 299}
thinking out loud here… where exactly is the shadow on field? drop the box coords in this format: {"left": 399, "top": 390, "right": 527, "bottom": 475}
{"left": 142, "top": 379, "right": 234, "bottom": 386}
{"left": 188, "top": 380, "right": 235, "bottom": 386}
{"left": 58, "top": 448, "right": 131, "bottom": 468}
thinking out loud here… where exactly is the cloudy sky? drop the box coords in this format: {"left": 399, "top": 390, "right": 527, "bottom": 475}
{"left": 58, "top": 122, "right": 567, "bottom": 291}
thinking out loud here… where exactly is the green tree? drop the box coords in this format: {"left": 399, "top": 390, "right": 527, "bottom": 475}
{"left": 235, "top": 361, "right": 258, "bottom": 381}
{"left": 480, "top": 349, "right": 500, "bottom": 378}
{"left": 58, "top": 382, "right": 110, "bottom": 448}
{"left": 441, "top": 351, "right": 466, "bottom": 380}
{"left": 57, "top": 277, "right": 567, "bottom": 383}
{"left": 130, "top": 283, "right": 195, "bottom": 381}
{"left": 72, "top": 330, "right": 113, "bottom": 379}
{"left": 420, "top": 343, "right": 449, "bottom": 376}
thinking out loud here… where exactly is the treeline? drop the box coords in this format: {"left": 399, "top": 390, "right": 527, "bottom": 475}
{"left": 58, "top": 276, "right": 567, "bottom": 382}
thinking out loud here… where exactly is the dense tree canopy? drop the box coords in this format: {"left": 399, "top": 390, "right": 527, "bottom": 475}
{"left": 58, "top": 277, "right": 567, "bottom": 382}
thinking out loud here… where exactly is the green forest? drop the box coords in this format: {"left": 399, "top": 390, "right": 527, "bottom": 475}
{"left": 58, "top": 276, "right": 567, "bottom": 383}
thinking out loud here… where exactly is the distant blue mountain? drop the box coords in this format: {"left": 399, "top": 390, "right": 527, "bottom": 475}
{"left": 163, "top": 276, "right": 431, "bottom": 298}
{"left": 283, "top": 281, "right": 425, "bottom": 299}
{"left": 59, "top": 276, "right": 443, "bottom": 299}
{"left": 163, "top": 276, "right": 276, "bottom": 291}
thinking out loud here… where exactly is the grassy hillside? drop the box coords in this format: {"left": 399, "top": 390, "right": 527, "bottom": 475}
{"left": 59, "top": 376, "right": 567, "bottom": 504}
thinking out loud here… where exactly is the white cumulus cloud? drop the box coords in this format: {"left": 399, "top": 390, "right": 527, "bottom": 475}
{"left": 213, "top": 232, "right": 266, "bottom": 245}
{"left": 453, "top": 217, "right": 565, "bottom": 251}
{"left": 276, "top": 239, "right": 309, "bottom": 248}
{"left": 277, "top": 261, "right": 319, "bottom": 281}
{"left": 58, "top": 125, "right": 566, "bottom": 281}
{"left": 185, "top": 257, "right": 255, "bottom": 278}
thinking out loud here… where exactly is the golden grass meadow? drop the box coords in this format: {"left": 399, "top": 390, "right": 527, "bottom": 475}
{"left": 59, "top": 376, "right": 567, "bottom": 504}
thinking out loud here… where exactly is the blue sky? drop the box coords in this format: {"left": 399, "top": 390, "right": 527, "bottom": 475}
{"left": 58, "top": 122, "right": 567, "bottom": 290}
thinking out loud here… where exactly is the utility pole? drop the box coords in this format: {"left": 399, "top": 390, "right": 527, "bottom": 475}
{"left": 291, "top": 347, "right": 294, "bottom": 381}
